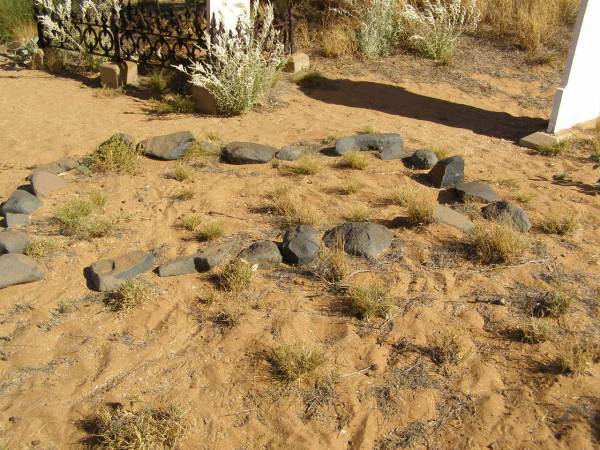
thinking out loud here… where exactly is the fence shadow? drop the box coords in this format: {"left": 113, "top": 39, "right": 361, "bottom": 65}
{"left": 297, "top": 76, "right": 547, "bottom": 142}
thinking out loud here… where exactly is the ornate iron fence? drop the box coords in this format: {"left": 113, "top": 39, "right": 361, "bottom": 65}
{"left": 34, "top": 1, "right": 294, "bottom": 67}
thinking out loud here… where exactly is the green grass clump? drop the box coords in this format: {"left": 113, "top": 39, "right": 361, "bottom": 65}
{"left": 106, "top": 279, "right": 155, "bottom": 313}
{"left": 84, "top": 404, "right": 187, "bottom": 449}
{"left": 24, "top": 238, "right": 63, "bottom": 258}
{"left": 150, "top": 95, "right": 195, "bottom": 115}
{"left": 0, "top": 0, "right": 35, "bottom": 43}
{"left": 180, "top": 214, "right": 202, "bottom": 232}
{"left": 534, "top": 140, "right": 571, "bottom": 157}
{"left": 339, "top": 151, "right": 369, "bottom": 170}
{"left": 146, "top": 68, "right": 172, "bottom": 95}
{"left": 53, "top": 193, "right": 113, "bottom": 239}
{"left": 286, "top": 155, "right": 323, "bottom": 175}
{"left": 218, "top": 258, "right": 253, "bottom": 292}
{"left": 89, "top": 135, "right": 140, "bottom": 174}
{"left": 197, "top": 222, "right": 224, "bottom": 241}
{"left": 270, "top": 342, "right": 326, "bottom": 383}
{"left": 349, "top": 283, "right": 393, "bottom": 320}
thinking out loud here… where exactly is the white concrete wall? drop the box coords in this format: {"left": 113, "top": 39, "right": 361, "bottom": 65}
{"left": 207, "top": 0, "right": 250, "bottom": 32}
{"left": 548, "top": 0, "right": 600, "bottom": 133}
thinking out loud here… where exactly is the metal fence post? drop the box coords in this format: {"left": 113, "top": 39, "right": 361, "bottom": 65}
{"left": 111, "top": 7, "right": 121, "bottom": 61}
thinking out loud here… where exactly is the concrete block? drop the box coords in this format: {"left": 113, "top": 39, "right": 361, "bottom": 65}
{"left": 284, "top": 52, "right": 310, "bottom": 73}
{"left": 519, "top": 131, "right": 571, "bottom": 150}
{"left": 191, "top": 85, "right": 218, "bottom": 114}
{"left": 100, "top": 61, "right": 139, "bottom": 89}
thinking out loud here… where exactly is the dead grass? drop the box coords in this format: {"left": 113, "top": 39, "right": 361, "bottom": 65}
{"left": 347, "top": 205, "right": 371, "bottom": 222}
{"left": 320, "top": 21, "right": 357, "bottom": 57}
{"left": 24, "top": 238, "right": 64, "bottom": 258}
{"left": 338, "top": 151, "right": 369, "bottom": 170}
{"left": 95, "top": 86, "right": 125, "bottom": 97}
{"left": 516, "top": 317, "right": 552, "bottom": 344}
{"left": 171, "top": 188, "right": 195, "bottom": 201}
{"left": 339, "top": 178, "right": 363, "bottom": 195}
{"left": 532, "top": 288, "right": 575, "bottom": 317}
{"left": 197, "top": 222, "right": 224, "bottom": 241}
{"left": 270, "top": 342, "right": 326, "bottom": 383}
{"left": 285, "top": 155, "right": 323, "bottom": 175}
{"left": 468, "top": 221, "right": 528, "bottom": 264}
{"left": 533, "top": 140, "right": 571, "bottom": 157}
{"left": 106, "top": 279, "right": 155, "bottom": 313}
{"left": 89, "top": 135, "right": 140, "bottom": 174}
{"left": 557, "top": 338, "right": 599, "bottom": 376}
{"left": 179, "top": 214, "right": 203, "bottom": 232}
{"left": 313, "top": 239, "right": 351, "bottom": 284}
{"left": 390, "top": 182, "right": 437, "bottom": 225}
{"left": 349, "top": 282, "right": 393, "bottom": 320}
{"left": 82, "top": 404, "right": 186, "bottom": 449}
{"left": 541, "top": 211, "right": 580, "bottom": 235}
{"left": 428, "top": 331, "right": 472, "bottom": 368}
{"left": 268, "top": 184, "right": 322, "bottom": 225}
{"left": 218, "top": 258, "right": 253, "bottom": 292}
{"left": 167, "top": 164, "right": 193, "bottom": 182}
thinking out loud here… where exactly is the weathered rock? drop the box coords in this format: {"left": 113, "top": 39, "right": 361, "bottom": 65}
{"left": 157, "top": 255, "right": 197, "bottom": 277}
{"left": 32, "top": 157, "right": 80, "bottom": 175}
{"left": 434, "top": 205, "right": 474, "bottom": 232}
{"left": 0, "top": 230, "right": 30, "bottom": 254}
{"left": 323, "top": 222, "right": 393, "bottom": 259}
{"left": 194, "top": 241, "right": 237, "bottom": 271}
{"left": 405, "top": 149, "right": 438, "bottom": 169}
{"left": 481, "top": 201, "right": 531, "bottom": 232}
{"left": 137, "top": 131, "right": 195, "bottom": 160}
{"left": 30, "top": 171, "right": 67, "bottom": 198}
{"left": 238, "top": 241, "right": 282, "bottom": 268}
{"left": 453, "top": 181, "right": 501, "bottom": 204}
{"left": 428, "top": 156, "right": 464, "bottom": 188}
{"left": 0, "top": 190, "right": 42, "bottom": 216}
{"left": 276, "top": 146, "right": 303, "bottom": 161}
{"left": 3, "top": 213, "right": 30, "bottom": 228}
{"left": 334, "top": 133, "right": 407, "bottom": 160}
{"left": 280, "top": 225, "right": 321, "bottom": 265}
{"left": 0, "top": 254, "right": 45, "bottom": 289}
{"left": 221, "top": 142, "right": 278, "bottom": 164}
{"left": 86, "top": 250, "right": 155, "bottom": 291}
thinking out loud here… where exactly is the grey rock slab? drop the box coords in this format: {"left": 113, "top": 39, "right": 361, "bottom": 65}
{"left": 30, "top": 171, "right": 67, "bottom": 198}
{"left": 323, "top": 222, "right": 393, "bottom": 259}
{"left": 453, "top": 181, "right": 501, "bottom": 204}
{"left": 137, "top": 131, "right": 195, "bottom": 160}
{"left": 32, "top": 157, "right": 80, "bottom": 175}
{"left": 194, "top": 240, "right": 237, "bottom": 271}
{"left": 275, "top": 146, "right": 303, "bottom": 161}
{"left": 280, "top": 225, "right": 321, "bottom": 265}
{"left": 481, "top": 201, "right": 531, "bottom": 232}
{"left": 3, "top": 213, "right": 30, "bottom": 228}
{"left": 0, "top": 230, "right": 31, "bottom": 254}
{"left": 238, "top": 241, "right": 282, "bottom": 268}
{"left": 157, "top": 255, "right": 197, "bottom": 277}
{"left": 0, "top": 190, "right": 42, "bottom": 216}
{"left": 405, "top": 149, "right": 438, "bottom": 169}
{"left": 86, "top": 250, "right": 155, "bottom": 291}
{"left": 221, "top": 142, "right": 277, "bottom": 164}
{"left": 427, "top": 156, "right": 464, "bottom": 188}
{"left": 434, "top": 205, "right": 474, "bottom": 232}
{"left": 0, "top": 254, "right": 45, "bottom": 289}
{"left": 334, "top": 133, "right": 408, "bottom": 160}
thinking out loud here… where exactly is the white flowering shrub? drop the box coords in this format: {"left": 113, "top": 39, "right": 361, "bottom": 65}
{"left": 402, "top": 0, "right": 480, "bottom": 63}
{"left": 358, "top": 0, "right": 399, "bottom": 58}
{"left": 175, "top": 2, "right": 284, "bottom": 115}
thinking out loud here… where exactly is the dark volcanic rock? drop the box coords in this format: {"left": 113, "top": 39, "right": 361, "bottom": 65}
{"left": 280, "top": 225, "right": 321, "bottom": 265}
{"left": 323, "top": 222, "right": 393, "bottom": 259}
{"left": 453, "top": 181, "right": 501, "bottom": 204}
{"left": 481, "top": 201, "right": 531, "bottom": 232}
{"left": 334, "top": 133, "right": 408, "bottom": 160}
{"left": 30, "top": 171, "right": 67, "bottom": 198}
{"left": 0, "top": 254, "right": 45, "bottom": 289}
{"left": 157, "top": 241, "right": 237, "bottom": 276}
{"left": 405, "top": 149, "right": 438, "bottom": 169}
{"left": 238, "top": 241, "right": 282, "bottom": 268}
{"left": 137, "top": 131, "right": 195, "bottom": 160}
{"left": 157, "top": 255, "right": 197, "bottom": 277}
{"left": 427, "top": 156, "right": 464, "bottom": 188}
{"left": 221, "top": 142, "right": 277, "bottom": 164}
{"left": 32, "top": 157, "right": 80, "bottom": 175}
{"left": 86, "top": 250, "right": 155, "bottom": 291}
{"left": 1, "top": 190, "right": 42, "bottom": 216}
{"left": 275, "top": 147, "right": 303, "bottom": 161}
{"left": 0, "top": 230, "right": 30, "bottom": 254}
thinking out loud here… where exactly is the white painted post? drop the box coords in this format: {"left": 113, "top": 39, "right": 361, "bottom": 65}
{"left": 548, "top": 0, "right": 600, "bottom": 133}
{"left": 206, "top": 0, "right": 250, "bottom": 32}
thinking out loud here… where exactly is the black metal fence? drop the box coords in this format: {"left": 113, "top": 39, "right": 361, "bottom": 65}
{"left": 34, "top": 1, "right": 294, "bottom": 67}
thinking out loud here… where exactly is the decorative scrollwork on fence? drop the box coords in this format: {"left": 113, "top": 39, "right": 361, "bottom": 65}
{"left": 34, "top": 1, "right": 293, "bottom": 67}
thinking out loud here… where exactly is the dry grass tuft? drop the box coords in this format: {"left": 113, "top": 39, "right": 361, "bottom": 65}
{"left": 339, "top": 178, "right": 363, "bottom": 195}
{"left": 516, "top": 317, "right": 552, "bottom": 344}
{"left": 428, "top": 331, "right": 472, "bottom": 368}
{"left": 218, "top": 258, "right": 253, "bottom": 292}
{"left": 533, "top": 288, "right": 575, "bottom": 318}
{"left": 390, "top": 182, "right": 437, "bottom": 225}
{"left": 533, "top": 140, "right": 571, "bottom": 157}
{"left": 313, "top": 239, "right": 351, "bottom": 284}
{"left": 89, "top": 135, "right": 140, "bottom": 174}
{"left": 557, "top": 338, "right": 599, "bottom": 376}
{"left": 468, "top": 221, "right": 528, "bottom": 264}
{"left": 270, "top": 342, "right": 326, "bottom": 383}
{"left": 349, "top": 282, "right": 393, "bottom": 320}
{"left": 179, "top": 214, "right": 202, "bottom": 232}
{"left": 320, "top": 22, "right": 357, "bottom": 57}
{"left": 286, "top": 155, "right": 323, "bottom": 175}
{"left": 268, "top": 184, "right": 321, "bottom": 225}
{"left": 347, "top": 206, "right": 371, "bottom": 222}
{"left": 338, "top": 151, "right": 369, "bottom": 170}
{"left": 146, "top": 68, "right": 172, "bottom": 95}
{"left": 83, "top": 404, "right": 186, "bottom": 449}
{"left": 106, "top": 279, "right": 155, "bottom": 313}
{"left": 24, "top": 238, "right": 64, "bottom": 258}
{"left": 149, "top": 94, "right": 196, "bottom": 115}
{"left": 171, "top": 188, "right": 195, "bottom": 201}
{"left": 541, "top": 212, "right": 580, "bottom": 235}
{"left": 167, "top": 164, "right": 193, "bottom": 182}
{"left": 53, "top": 193, "right": 114, "bottom": 240}
{"left": 197, "top": 222, "right": 224, "bottom": 241}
